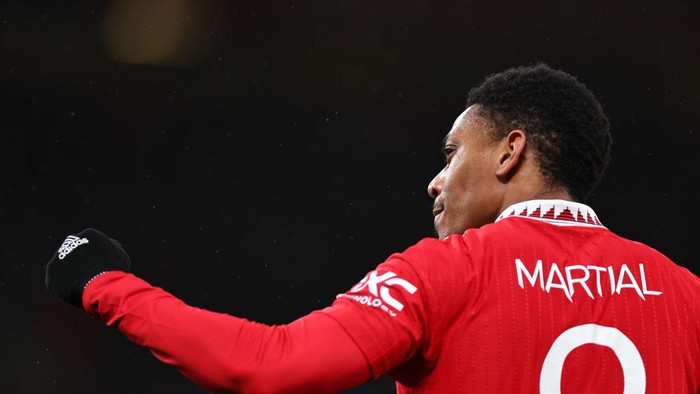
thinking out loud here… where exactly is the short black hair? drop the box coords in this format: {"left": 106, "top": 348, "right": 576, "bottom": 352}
{"left": 466, "top": 62, "right": 612, "bottom": 202}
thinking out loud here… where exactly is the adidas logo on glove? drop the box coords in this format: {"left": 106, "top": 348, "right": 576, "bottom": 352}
{"left": 58, "top": 235, "right": 90, "bottom": 260}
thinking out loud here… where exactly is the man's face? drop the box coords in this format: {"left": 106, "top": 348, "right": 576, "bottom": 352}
{"left": 428, "top": 106, "right": 506, "bottom": 239}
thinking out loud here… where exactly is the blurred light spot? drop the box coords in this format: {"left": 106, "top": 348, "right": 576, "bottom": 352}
{"left": 101, "top": 0, "right": 212, "bottom": 66}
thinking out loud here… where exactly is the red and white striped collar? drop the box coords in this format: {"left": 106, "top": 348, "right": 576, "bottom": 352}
{"left": 495, "top": 199, "right": 606, "bottom": 228}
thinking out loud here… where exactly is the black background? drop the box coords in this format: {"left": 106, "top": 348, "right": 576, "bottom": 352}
{"left": 1, "top": 1, "right": 699, "bottom": 393}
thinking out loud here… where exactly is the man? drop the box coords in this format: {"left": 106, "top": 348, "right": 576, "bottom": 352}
{"left": 45, "top": 63, "right": 700, "bottom": 393}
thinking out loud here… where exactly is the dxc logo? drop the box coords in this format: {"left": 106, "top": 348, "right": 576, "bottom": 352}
{"left": 349, "top": 271, "right": 417, "bottom": 311}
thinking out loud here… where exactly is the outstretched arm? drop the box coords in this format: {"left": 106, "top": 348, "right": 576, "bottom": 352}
{"left": 45, "top": 228, "right": 371, "bottom": 393}
{"left": 83, "top": 271, "right": 370, "bottom": 394}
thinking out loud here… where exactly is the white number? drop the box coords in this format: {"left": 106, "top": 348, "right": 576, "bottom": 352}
{"left": 539, "top": 324, "right": 645, "bottom": 394}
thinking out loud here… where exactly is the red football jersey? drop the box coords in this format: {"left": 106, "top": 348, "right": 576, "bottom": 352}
{"left": 321, "top": 199, "right": 700, "bottom": 393}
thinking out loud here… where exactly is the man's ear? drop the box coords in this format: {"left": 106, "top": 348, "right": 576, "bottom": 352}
{"left": 496, "top": 130, "right": 526, "bottom": 179}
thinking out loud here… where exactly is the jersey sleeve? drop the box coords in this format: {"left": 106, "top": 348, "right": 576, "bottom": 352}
{"left": 82, "top": 271, "right": 370, "bottom": 394}
{"left": 318, "top": 235, "right": 477, "bottom": 381}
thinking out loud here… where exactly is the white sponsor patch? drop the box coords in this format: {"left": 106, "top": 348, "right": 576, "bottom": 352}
{"left": 339, "top": 270, "right": 418, "bottom": 317}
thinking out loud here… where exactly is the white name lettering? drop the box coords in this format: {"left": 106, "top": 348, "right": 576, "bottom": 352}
{"left": 515, "top": 259, "right": 662, "bottom": 302}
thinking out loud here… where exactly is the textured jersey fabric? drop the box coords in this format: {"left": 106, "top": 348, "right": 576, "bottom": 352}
{"left": 321, "top": 199, "right": 700, "bottom": 393}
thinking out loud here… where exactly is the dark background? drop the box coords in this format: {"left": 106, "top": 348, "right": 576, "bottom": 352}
{"left": 1, "top": 0, "right": 698, "bottom": 393}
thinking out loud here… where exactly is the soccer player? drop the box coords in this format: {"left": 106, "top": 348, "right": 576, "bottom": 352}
{"left": 45, "top": 63, "right": 700, "bottom": 393}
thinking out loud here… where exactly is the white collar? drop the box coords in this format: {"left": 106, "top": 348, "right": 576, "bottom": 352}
{"left": 495, "top": 199, "right": 606, "bottom": 228}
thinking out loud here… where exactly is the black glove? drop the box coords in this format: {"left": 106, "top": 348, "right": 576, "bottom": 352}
{"left": 45, "top": 228, "right": 131, "bottom": 308}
